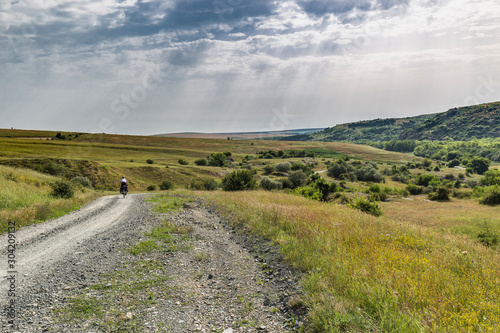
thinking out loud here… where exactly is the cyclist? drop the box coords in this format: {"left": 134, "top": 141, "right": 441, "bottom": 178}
{"left": 120, "top": 176, "right": 128, "bottom": 194}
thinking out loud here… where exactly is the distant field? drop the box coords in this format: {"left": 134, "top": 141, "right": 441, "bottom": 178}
{"left": 2, "top": 128, "right": 500, "bottom": 332}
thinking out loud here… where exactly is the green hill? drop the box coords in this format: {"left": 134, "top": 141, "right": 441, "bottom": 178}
{"left": 283, "top": 114, "right": 436, "bottom": 142}
{"left": 399, "top": 102, "right": 500, "bottom": 140}
{"left": 283, "top": 101, "right": 500, "bottom": 142}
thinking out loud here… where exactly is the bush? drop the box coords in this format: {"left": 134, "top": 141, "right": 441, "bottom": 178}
{"left": 159, "top": 180, "right": 174, "bottom": 190}
{"left": 448, "top": 159, "right": 460, "bottom": 168}
{"left": 222, "top": 170, "right": 257, "bottom": 191}
{"left": 310, "top": 178, "right": 339, "bottom": 201}
{"left": 481, "top": 169, "right": 500, "bottom": 186}
{"left": 477, "top": 222, "right": 499, "bottom": 247}
{"left": 467, "top": 157, "right": 490, "bottom": 175}
{"left": 288, "top": 170, "right": 308, "bottom": 189}
{"left": 263, "top": 165, "right": 275, "bottom": 175}
{"left": 51, "top": 180, "right": 75, "bottom": 199}
{"left": 479, "top": 186, "right": 500, "bottom": 206}
{"left": 71, "top": 176, "right": 93, "bottom": 189}
{"left": 189, "top": 179, "right": 205, "bottom": 190}
{"left": 347, "top": 197, "right": 383, "bottom": 217}
{"left": 261, "top": 177, "right": 282, "bottom": 191}
{"left": 291, "top": 162, "right": 312, "bottom": 174}
{"left": 194, "top": 158, "right": 208, "bottom": 166}
{"left": 208, "top": 153, "right": 229, "bottom": 167}
{"left": 406, "top": 184, "right": 423, "bottom": 195}
{"left": 416, "top": 174, "right": 439, "bottom": 187}
{"left": 275, "top": 162, "right": 291, "bottom": 173}
{"left": 146, "top": 185, "right": 156, "bottom": 191}
{"left": 428, "top": 186, "right": 450, "bottom": 201}
{"left": 203, "top": 179, "right": 218, "bottom": 191}
{"left": 178, "top": 159, "right": 188, "bottom": 165}
{"left": 146, "top": 159, "right": 154, "bottom": 164}
{"left": 327, "top": 160, "right": 354, "bottom": 179}
{"left": 294, "top": 187, "right": 322, "bottom": 201}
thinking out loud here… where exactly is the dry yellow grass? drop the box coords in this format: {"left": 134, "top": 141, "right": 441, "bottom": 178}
{"left": 198, "top": 190, "right": 500, "bottom": 332}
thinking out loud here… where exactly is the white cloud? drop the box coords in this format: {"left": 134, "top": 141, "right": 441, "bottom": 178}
{"left": 0, "top": 0, "right": 499, "bottom": 134}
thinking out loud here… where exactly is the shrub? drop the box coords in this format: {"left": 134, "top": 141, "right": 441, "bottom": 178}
{"left": 194, "top": 158, "right": 208, "bottom": 166}
{"left": 406, "top": 184, "right": 422, "bottom": 195}
{"left": 146, "top": 185, "right": 156, "bottom": 191}
{"left": 481, "top": 169, "right": 500, "bottom": 186}
{"left": 327, "top": 160, "right": 354, "bottom": 179}
{"left": 203, "top": 179, "right": 218, "bottom": 191}
{"left": 310, "top": 178, "right": 339, "bottom": 201}
{"left": 189, "top": 179, "right": 205, "bottom": 190}
{"left": 208, "top": 153, "right": 229, "bottom": 167}
{"left": 279, "top": 178, "right": 294, "bottom": 189}
{"left": 146, "top": 159, "right": 154, "bottom": 164}
{"left": 467, "top": 157, "right": 490, "bottom": 175}
{"left": 353, "top": 165, "right": 384, "bottom": 183}
{"left": 263, "top": 165, "right": 275, "bottom": 175}
{"left": 71, "top": 176, "right": 93, "bottom": 189}
{"left": 291, "top": 162, "right": 312, "bottom": 174}
{"left": 479, "top": 186, "right": 500, "bottom": 206}
{"left": 347, "top": 197, "right": 383, "bottom": 217}
{"left": 178, "top": 159, "right": 188, "bottom": 165}
{"left": 477, "top": 222, "right": 499, "bottom": 247}
{"left": 261, "top": 177, "right": 282, "bottom": 191}
{"left": 294, "top": 187, "right": 322, "bottom": 201}
{"left": 416, "top": 174, "right": 439, "bottom": 187}
{"left": 50, "top": 180, "right": 75, "bottom": 199}
{"left": 448, "top": 159, "right": 460, "bottom": 168}
{"left": 222, "top": 170, "right": 257, "bottom": 191}
{"left": 288, "top": 170, "right": 308, "bottom": 189}
{"left": 275, "top": 162, "right": 291, "bottom": 173}
{"left": 159, "top": 180, "right": 174, "bottom": 190}
{"left": 428, "top": 186, "right": 450, "bottom": 201}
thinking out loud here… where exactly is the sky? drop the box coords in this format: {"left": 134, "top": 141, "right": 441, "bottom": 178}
{"left": 1, "top": 0, "right": 500, "bottom": 135}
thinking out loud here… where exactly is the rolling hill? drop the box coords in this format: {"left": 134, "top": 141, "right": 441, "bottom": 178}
{"left": 399, "top": 102, "right": 500, "bottom": 140}
{"left": 282, "top": 101, "right": 500, "bottom": 142}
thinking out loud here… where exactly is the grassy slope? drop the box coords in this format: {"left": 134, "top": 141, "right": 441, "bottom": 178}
{"left": 0, "top": 165, "right": 101, "bottom": 232}
{"left": 400, "top": 102, "right": 500, "bottom": 140}
{"left": 201, "top": 190, "right": 500, "bottom": 333}
{"left": 281, "top": 114, "right": 436, "bottom": 142}
{"left": 3, "top": 129, "right": 499, "bottom": 331}
{"left": 0, "top": 130, "right": 418, "bottom": 190}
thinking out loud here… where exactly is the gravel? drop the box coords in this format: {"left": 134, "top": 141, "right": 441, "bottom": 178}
{"left": 1, "top": 194, "right": 306, "bottom": 332}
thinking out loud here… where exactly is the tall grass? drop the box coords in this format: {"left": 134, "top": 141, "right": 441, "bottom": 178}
{"left": 0, "top": 165, "right": 101, "bottom": 233}
{"left": 201, "top": 190, "right": 500, "bottom": 332}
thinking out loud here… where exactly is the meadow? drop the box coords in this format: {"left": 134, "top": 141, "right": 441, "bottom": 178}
{"left": 1, "top": 128, "right": 499, "bottom": 332}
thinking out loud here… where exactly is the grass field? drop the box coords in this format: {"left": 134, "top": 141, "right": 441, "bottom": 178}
{"left": 200, "top": 190, "right": 500, "bottom": 332}
{"left": 1, "top": 128, "right": 499, "bottom": 332}
{"left": 0, "top": 165, "right": 101, "bottom": 232}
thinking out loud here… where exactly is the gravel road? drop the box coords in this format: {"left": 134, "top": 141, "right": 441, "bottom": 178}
{"left": 1, "top": 194, "right": 305, "bottom": 332}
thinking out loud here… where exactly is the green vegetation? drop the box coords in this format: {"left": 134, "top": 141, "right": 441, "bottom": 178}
{"left": 0, "top": 165, "right": 101, "bottom": 233}
{"left": 283, "top": 114, "right": 435, "bottom": 142}
{"left": 284, "top": 101, "right": 500, "bottom": 143}
{"left": 221, "top": 170, "right": 257, "bottom": 191}
{"left": 202, "top": 190, "right": 500, "bottom": 332}
{"left": 3, "top": 127, "right": 500, "bottom": 332}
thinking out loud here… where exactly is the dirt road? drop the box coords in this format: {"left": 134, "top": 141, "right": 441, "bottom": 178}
{"left": 1, "top": 194, "right": 304, "bottom": 332}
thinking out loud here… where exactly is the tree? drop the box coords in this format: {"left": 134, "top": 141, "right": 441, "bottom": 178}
{"left": 467, "top": 157, "right": 490, "bottom": 175}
